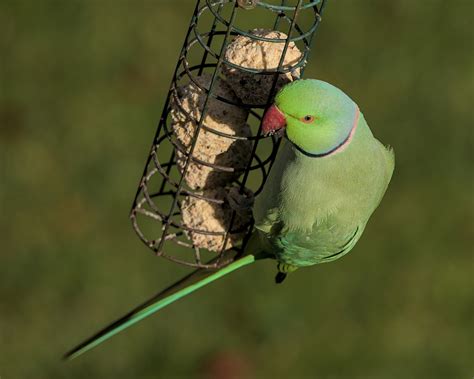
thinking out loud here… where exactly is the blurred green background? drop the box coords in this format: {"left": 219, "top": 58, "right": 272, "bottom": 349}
{"left": 1, "top": 1, "right": 472, "bottom": 378}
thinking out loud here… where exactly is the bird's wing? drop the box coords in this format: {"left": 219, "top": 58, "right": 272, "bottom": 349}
{"left": 270, "top": 220, "right": 365, "bottom": 266}
{"left": 254, "top": 200, "right": 365, "bottom": 266}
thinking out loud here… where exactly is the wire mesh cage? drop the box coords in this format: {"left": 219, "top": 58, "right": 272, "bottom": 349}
{"left": 130, "top": 0, "right": 327, "bottom": 269}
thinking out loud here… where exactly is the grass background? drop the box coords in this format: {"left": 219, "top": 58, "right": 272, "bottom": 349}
{"left": 1, "top": 0, "right": 472, "bottom": 378}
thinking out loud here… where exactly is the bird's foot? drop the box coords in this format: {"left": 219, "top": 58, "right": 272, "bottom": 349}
{"left": 275, "top": 262, "right": 298, "bottom": 284}
{"left": 275, "top": 272, "right": 287, "bottom": 284}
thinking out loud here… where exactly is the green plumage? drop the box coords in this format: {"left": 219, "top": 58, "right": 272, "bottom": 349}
{"left": 254, "top": 112, "right": 394, "bottom": 267}
{"left": 65, "top": 79, "right": 394, "bottom": 359}
{"left": 254, "top": 79, "right": 394, "bottom": 267}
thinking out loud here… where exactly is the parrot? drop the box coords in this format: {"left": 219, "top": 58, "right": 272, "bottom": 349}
{"left": 64, "top": 79, "right": 394, "bottom": 360}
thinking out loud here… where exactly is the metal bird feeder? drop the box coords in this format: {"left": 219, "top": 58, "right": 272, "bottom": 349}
{"left": 130, "top": 0, "right": 327, "bottom": 269}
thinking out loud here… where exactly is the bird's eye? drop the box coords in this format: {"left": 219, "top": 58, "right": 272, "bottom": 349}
{"left": 301, "top": 115, "right": 314, "bottom": 123}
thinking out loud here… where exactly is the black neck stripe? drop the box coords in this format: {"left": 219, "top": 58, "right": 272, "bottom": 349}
{"left": 287, "top": 129, "right": 353, "bottom": 158}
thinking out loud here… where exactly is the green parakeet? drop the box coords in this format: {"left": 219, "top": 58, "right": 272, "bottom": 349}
{"left": 65, "top": 79, "right": 394, "bottom": 360}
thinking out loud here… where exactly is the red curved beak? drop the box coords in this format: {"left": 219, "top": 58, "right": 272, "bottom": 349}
{"left": 262, "top": 104, "right": 286, "bottom": 136}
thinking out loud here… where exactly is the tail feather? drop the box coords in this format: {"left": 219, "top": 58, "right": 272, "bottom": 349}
{"left": 64, "top": 252, "right": 260, "bottom": 360}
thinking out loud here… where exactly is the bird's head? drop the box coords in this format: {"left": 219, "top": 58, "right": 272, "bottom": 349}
{"left": 262, "top": 79, "right": 360, "bottom": 157}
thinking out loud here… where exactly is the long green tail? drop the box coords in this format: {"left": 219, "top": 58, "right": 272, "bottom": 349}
{"left": 64, "top": 252, "right": 261, "bottom": 360}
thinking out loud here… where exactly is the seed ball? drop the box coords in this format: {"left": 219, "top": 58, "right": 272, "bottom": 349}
{"left": 171, "top": 73, "right": 252, "bottom": 190}
{"left": 223, "top": 29, "right": 303, "bottom": 106}
{"left": 180, "top": 188, "right": 252, "bottom": 252}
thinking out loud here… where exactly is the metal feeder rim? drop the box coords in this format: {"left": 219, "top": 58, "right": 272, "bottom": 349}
{"left": 177, "top": 60, "right": 305, "bottom": 110}
{"left": 169, "top": 87, "right": 274, "bottom": 142}
{"left": 258, "top": 0, "right": 321, "bottom": 12}
{"left": 205, "top": 0, "right": 321, "bottom": 42}
{"left": 184, "top": 35, "right": 309, "bottom": 76}
{"left": 157, "top": 127, "right": 274, "bottom": 177}
{"left": 190, "top": 30, "right": 310, "bottom": 72}
{"left": 197, "top": 2, "right": 319, "bottom": 44}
